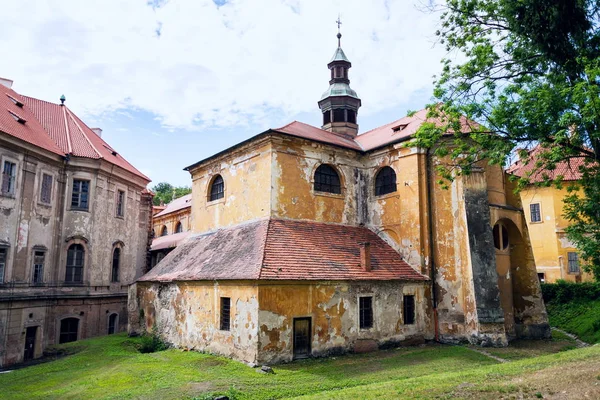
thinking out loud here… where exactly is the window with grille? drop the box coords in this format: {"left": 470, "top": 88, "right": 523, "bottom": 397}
{"left": 71, "top": 179, "right": 90, "bottom": 210}
{"left": 175, "top": 222, "right": 183, "bottom": 233}
{"left": 0, "top": 248, "right": 6, "bottom": 284}
{"left": 375, "top": 167, "right": 397, "bottom": 196}
{"left": 359, "top": 296, "right": 373, "bottom": 329}
{"left": 65, "top": 244, "right": 84, "bottom": 283}
{"left": 314, "top": 165, "right": 341, "bottom": 194}
{"left": 32, "top": 251, "right": 44, "bottom": 284}
{"left": 111, "top": 248, "right": 120, "bottom": 283}
{"left": 220, "top": 297, "right": 231, "bottom": 331}
{"left": 40, "top": 173, "right": 53, "bottom": 204}
{"left": 493, "top": 224, "right": 509, "bottom": 250}
{"left": 209, "top": 175, "right": 224, "bottom": 201}
{"left": 59, "top": 318, "right": 79, "bottom": 344}
{"left": 568, "top": 252, "right": 580, "bottom": 273}
{"left": 403, "top": 295, "right": 415, "bottom": 325}
{"left": 530, "top": 203, "right": 541, "bottom": 222}
{"left": 116, "top": 190, "right": 125, "bottom": 217}
{"left": 1, "top": 161, "right": 16, "bottom": 196}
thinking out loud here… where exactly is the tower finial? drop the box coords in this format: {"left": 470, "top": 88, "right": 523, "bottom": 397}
{"left": 336, "top": 15, "right": 342, "bottom": 47}
{"left": 60, "top": 94, "right": 66, "bottom": 106}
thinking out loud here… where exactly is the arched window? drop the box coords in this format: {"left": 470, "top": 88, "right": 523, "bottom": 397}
{"left": 314, "top": 164, "right": 341, "bottom": 194}
{"left": 209, "top": 175, "right": 225, "bottom": 201}
{"left": 375, "top": 167, "right": 397, "bottom": 196}
{"left": 108, "top": 313, "right": 118, "bottom": 334}
{"left": 111, "top": 248, "right": 120, "bottom": 283}
{"left": 493, "top": 223, "right": 509, "bottom": 250}
{"left": 175, "top": 221, "right": 183, "bottom": 233}
{"left": 59, "top": 318, "right": 79, "bottom": 344}
{"left": 160, "top": 226, "right": 168, "bottom": 237}
{"left": 65, "top": 244, "right": 84, "bottom": 283}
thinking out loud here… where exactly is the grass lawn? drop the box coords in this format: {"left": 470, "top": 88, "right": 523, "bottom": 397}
{"left": 1, "top": 333, "right": 599, "bottom": 400}
{"left": 546, "top": 299, "right": 600, "bottom": 344}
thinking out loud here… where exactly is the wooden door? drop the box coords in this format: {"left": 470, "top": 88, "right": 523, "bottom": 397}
{"left": 24, "top": 326, "right": 37, "bottom": 361}
{"left": 293, "top": 318, "right": 311, "bottom": 359}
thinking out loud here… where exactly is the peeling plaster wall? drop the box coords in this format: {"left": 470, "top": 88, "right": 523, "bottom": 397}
{"left": 191, "top": 140, "right": 272, "bottom": 233}
{"left": 257, "top": 281, "right": 431, "bottom": 364}
{"left": 136, "top": 281, "right": 260, "bottom": 363}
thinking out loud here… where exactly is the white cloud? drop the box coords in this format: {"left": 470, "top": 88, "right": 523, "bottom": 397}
{"left": 0, "top": 0, "right": 444, "bottom": 130}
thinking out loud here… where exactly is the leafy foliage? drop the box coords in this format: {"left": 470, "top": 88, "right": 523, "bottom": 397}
{"left": 138, "top": 329, "right": 169, "bottom": 353}
{"left": 413, "top": 0, "right": 600, "bottom": 277}
{"left": 151, "top": 181, "right": 191, "bottom": 206}
{"left": 541, "top": 280, "right": 600, "bottom": 304}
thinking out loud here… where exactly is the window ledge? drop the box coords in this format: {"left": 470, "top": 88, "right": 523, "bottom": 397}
{"left": 0, "top": 192, "right": 16, "bottom": 199}
{"left": 375, "top": 192, "right": 399, "bottom": 201}
{"left": 37, "top": 201, "right": 52, "bottom": 208}
{"left": 313, "top": 190, "right": 344, "bottom": 199}
{"left": 115, "top": 215, "right": 125, "bottom": 220}
{"left": 207, "top": 198, "right": 225, "bottom": 207}
{"left": 529, "top": 221, "right": 543, "bottom": 224}
{"left": 69, "top": 208, "right": 89, "bottom": 212}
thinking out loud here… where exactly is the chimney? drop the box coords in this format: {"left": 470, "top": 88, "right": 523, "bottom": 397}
{"left": 91, "top": 128, "right": 102, "bottom": 137}
{"left": 0, "top": 77, "right": 13, "bottom": 89}
{"left": 359, "top": 242, "right": 371, "bottom": 272}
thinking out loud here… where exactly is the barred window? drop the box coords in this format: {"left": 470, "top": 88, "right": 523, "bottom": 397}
{"left": 209, "top": 175, "right": 224, "bottom": 201}
{"left": 530, "top": 203, "right": 541, "bottom": 223}
{"left": 71, "top": 179, "right": 89, "bottom": 210}
{"left": 314, "top": 165, "right": 341, "bottom": 194}
{"left": 403, "top": 295, "right": 415, "bottom": 325}
{"left": 568, "top": 252, "right": 580, "bottom": 273}
{"left": 375, "top": 167, "right": 397, "bottom": 196}
{"left": 220, "top": 297, "right": 231, "bottom": 331}
{"left": 65, "top": 244, "right": 84, "bottom": 283}
{"left": 116, "top": 190, "right": 125, "bottom": 217}
{"left": 1, "top": 161, "right": 16, "bottom": 196}
{"left": 0, "top": 248, "right": 6, "bottom": 284}
{"left": 40, "top": 173, "right": 53, "bottom": 204}
{"left": 32, "top": 251, "right": 44, "bottom": 284}
{"left": 111, "top": 248, "right": 120, "bottom": 283}
{"left": 359, "top": 296, "right": 373, "bottom": 329}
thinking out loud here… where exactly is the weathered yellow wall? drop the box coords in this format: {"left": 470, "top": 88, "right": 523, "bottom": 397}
{"left": 136, "top": 281, "right": 259, "bottom": 363}
{"left": 257, "top": 281, "right": 431, "bottom": 364}
{"left": 190, "top": 139, "right": 272, "bottom": 233}
{"left": 520, "top": 186, "right": 593, "bottom": 282}
{"left": 153, "top": 208, "right": 191, "bottom": 236}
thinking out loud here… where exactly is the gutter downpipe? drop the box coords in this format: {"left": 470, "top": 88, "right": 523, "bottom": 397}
{"left": 426, "top": 147, "right": 439, "bottom": 342}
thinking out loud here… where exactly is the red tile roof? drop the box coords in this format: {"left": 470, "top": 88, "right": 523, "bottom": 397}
{"left": 151, "top": 231, "right": 191, "bottom": 251}
{"left": 0, "top": 85, "right": 148, "bottom": 181}
{"left": 276, "top": 121, "right": 363, "bottom": 151}
{"left": 139, "top": 218, "right": 427, "bottom": 282}
{"left": 507, "top": 146, "right": 586, "bottom": 182}
{"left": 154, "top": 194, "right": 192, "bottom": 218}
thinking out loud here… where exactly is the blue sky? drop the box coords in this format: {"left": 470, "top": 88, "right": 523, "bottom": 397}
{"left": 0, "top": 0, "right": 444, "bottom": 187}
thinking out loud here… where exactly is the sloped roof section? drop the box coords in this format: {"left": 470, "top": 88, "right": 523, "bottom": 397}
{"left": 154, "top": 194, "right": 192, "bottom": 217}
{"left": 139, "top": 218, "right": 427, "bottom": 282}
{"left": 151, "top": 231, "right": 191, "bottom": 251}
{"left": 507, "top": 146, "right": 586, "bottom": 182}
{"left": 275, "top": 121, "right": 363, "bottom": 150}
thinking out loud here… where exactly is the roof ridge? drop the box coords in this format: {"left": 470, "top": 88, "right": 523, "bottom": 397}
{"left": 274, "top": 120, "right": 299, "bottom": 131}
{"left": 358, "top": 108, "right": 426, "bottom": 137}
{"left": 257, "top": 218, "right": 272, "bottom": 280}
{"left": 65, "top": 106, "right": 103, "bottom": 159}
{"left": 61, "top": 105, "right": 73, "bottom": 154}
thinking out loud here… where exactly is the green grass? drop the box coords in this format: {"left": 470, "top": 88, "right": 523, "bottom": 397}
{"left": 546, "top": 299, "right": 600, "bottom": 344}
{"left": 2, "top": 334, "right": 600, "bottom": 399}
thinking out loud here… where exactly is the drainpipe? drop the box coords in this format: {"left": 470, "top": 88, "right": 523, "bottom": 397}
{"left": 426, "top": 148, "right": 439, "bottom": 342}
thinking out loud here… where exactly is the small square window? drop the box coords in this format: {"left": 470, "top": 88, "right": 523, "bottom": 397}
{"left": 71, "top": 179, "right": 90, "bottom": 210}
{"left": 359, "top": 296, "right": 373, "bottom": 329}
{"left": 40, "top": 173, "right": 53, "bottom": 204}
{"left": 116, "top": 190, "right": 125, "bottom": 217}
{"left": 220, "top": 297, "right": 231, "bottom": 331}
{"left": 530, "top": 203, "right": 541, "bottom": 223}
{"left": 1, "top": 161, "right": 17, "bottom": 196}
{"left": 403, "top": 295, "right": 415, "bottom": 325}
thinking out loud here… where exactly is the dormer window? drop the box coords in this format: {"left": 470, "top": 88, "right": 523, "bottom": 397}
{"left": 392, "top": 124, "right": 407, "bottom": 133}
{"left": 6, "top": 94, "right": 23, "bottom": 107}
{"left": 8, "top": 110, "right": 26, "bottom": 124}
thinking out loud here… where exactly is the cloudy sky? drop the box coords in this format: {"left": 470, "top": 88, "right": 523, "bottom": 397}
{"left": 1, "top": 0, "right": 445, "bottom": 186}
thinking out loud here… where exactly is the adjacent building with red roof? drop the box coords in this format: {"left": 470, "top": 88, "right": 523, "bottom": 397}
{"left": 131, "top": 32, "right": 549, "bottom": 364}
{"left": 0, "top": 79, "right": 152, "bottom": 367}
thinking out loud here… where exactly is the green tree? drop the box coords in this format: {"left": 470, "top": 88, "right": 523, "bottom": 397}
{"left": 412, "top": 0, "right": 600, "bottom": 278}
{"left": 151, "top": 182, "right": 191, "bottom": 206}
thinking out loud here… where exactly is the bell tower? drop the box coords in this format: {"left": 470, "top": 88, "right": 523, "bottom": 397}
{"left": 318, "top": 18, "right": 362, "bottom": 137}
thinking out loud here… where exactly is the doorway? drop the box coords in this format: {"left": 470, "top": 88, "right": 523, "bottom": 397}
{"left": 293, "top": 317, "right": 311, "bottom": 359}
{"left": 24, "top": 326, "right": 37, "bottom": 361}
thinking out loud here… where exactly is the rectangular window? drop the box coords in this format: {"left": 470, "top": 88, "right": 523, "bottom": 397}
{"left": 220, "top": 297, "right": 231, "bottom": 331}
{"left": 359, "top": 296, "right": 373, "bottom": 329}
{"left": 40, "top": 173, "right": 53, "bottom": 204}
{"left": 116, "top": 190, "right": 125, "bottom": 217}
{"left": 0, "top": 248, "right": 6, "bottom": 284}
{"left": 568, "top": 252, "right": 580, "bottom": 273}
{"left": 71, "top": 179, "right": 90, "bottom": 210}
{"left": 32, "top": 251, "right": 44, "bottom": 284}
{"left": 530, "top": 203, "right": 541, "bottom": 223}
{"left": 537, "top": 272, "right": 546, "bottom": 283}
{"left": 1, "top": 161, "right": 17, "bottom": 196}
{"left": 403, "top": 295, "right": 415, "bottom": 325}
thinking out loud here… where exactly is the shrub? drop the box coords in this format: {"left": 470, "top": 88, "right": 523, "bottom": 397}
{"left": 138, "top": 329, "right": 169, "bottom": 353}
{"left": 541, "top": 281, "right": 600, "bottom": 304}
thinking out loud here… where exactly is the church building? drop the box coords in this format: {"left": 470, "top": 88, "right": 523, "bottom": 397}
{"left": 129, "top": 31, "right": 550, "bottom": 364}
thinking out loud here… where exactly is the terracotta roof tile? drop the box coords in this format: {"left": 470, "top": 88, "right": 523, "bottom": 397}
{"left": 151, "top": 231, "right": 191, "bottom": 251}
{"left": 139, "top": 218, "right": 427, "bottom": 282}
{"left": 154, "top": 194, "right": 192, "bottom": 218}
{"left": 275, "top": 121, "right": 363, "bottom": 151}
{"left": 507, "top": 146, "right": 586, "bottom": 182}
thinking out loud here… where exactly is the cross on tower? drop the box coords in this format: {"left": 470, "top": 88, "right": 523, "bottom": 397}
{"left": 336, "top": 16, "right": 342, "bottom": 47}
